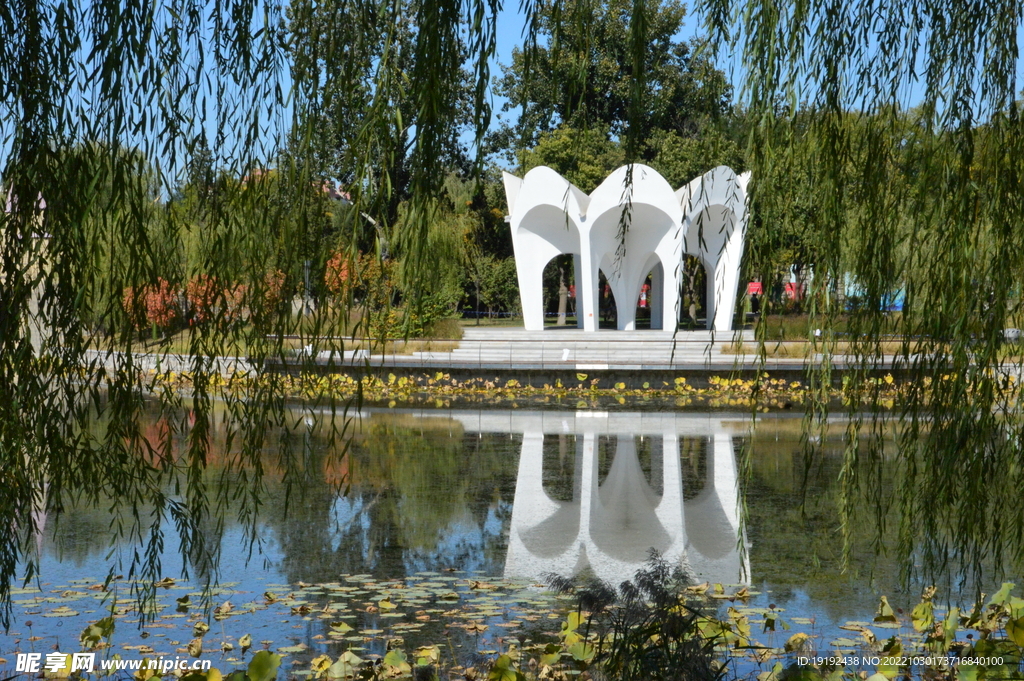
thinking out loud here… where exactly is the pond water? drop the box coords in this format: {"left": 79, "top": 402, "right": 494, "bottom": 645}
{"left": 0, "top": 405, "right": 995, "bottom": 677}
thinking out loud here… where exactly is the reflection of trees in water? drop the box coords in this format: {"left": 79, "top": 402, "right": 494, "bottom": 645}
{"left": 268, "top": 424, "right": 520, "bottom": 584}
{"left": 542, "top": 434, "right": 578, "bottom": 503}
{"left": 44, "top": 410, "right": 520, "bottom": 587}
{"left": 740, "top": 427, "right": 924, "bottom": 621}
{"left": 680, "top": 437, "right": 707, "bottom": 501}
{"left": 540, "top": 436, "right": 708, "bottom": 508}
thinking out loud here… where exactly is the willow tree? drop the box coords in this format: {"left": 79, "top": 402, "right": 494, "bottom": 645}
{"left": 1, "top": 0, "right": 1021, "bottom": 629}
{"left": 0, "top": 0, "right": 499, "bottom": 628}
{"left": 699, "top": 0, "right": 1024, "bottom": 587}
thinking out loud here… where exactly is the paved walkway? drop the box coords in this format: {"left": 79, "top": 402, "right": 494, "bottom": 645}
{"left": 83, "top": 348, "right": 255, "bottom": 376}
{"left": 311, "top": 327, "right": 824, "bottom": 372}
{"left": 82, "top": 327, "right": 915, "bottom": 378}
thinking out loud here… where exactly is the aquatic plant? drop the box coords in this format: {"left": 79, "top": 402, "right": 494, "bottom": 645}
{"left": 547, "top": 553, "right": 725, "bottom": 681}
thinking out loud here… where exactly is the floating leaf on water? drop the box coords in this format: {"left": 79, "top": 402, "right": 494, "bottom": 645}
{"left": 327, "top": 651, "right": 363, "bottom": 680}
{"left": 830, "top": 638, "right": 860, "bottom": 647}
{"left": 43, "top": 606, "right": 79, "bottom": 617}
{"left": 837, "top": 624, "right": 876, "bottom": 644}
{"left": 413, "top": 645, "right": 440, "bottom": 666}
{"left": 310, "top": 655, "right": 332, "bottom": 678}
{"left": 278, "top": 644, "right": 308, "bottom": 654}
{"left": 239, "top": 634, "right": 252, "bottom": 654}
{"left": 81, "top": 616, "right": 116, "bottom": 647}
{"left": 784, "top": 633, "right": 811, "bottom": 652}
{"left": 248, "top": 651, "right": 282, "bottom": 681}
{"left": 383, "top": 649, "right": 411, "bottom": 675}
{"left": 874, "top": 596, "right": 897, "bottom": 623}
{"left": 187, "top": 638, "right": 203, "bottom": 657}
{"left": 329, "top": 621, "right": 353, "bottom": 634}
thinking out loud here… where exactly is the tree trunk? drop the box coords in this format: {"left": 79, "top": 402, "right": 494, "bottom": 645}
{"left": 557, "top": 266, "right": 568, "bottom": 326}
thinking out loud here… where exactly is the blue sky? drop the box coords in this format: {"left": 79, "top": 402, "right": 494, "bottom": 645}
{"left": 2, "top": 3, "right": 1021, "bottom": 190}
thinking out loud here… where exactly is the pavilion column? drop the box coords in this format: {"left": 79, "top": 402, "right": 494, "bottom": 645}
{"left": 656, "top": 433, "right": 685, "bottom": 547}
{"left": 574, "top": 254, "right": 584, "bottom": 329}
{"left": 579, "top": 239, "right": 598, "bottom": 332}
{"left": 578, "top": 432, "right": 598, "bottom": 543}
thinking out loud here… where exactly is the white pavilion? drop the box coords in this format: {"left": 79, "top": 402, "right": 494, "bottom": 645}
{"left": 503, "top": 164, "right": 750, "bottom": 332}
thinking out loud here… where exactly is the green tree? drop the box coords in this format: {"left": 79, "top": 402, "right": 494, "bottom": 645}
{"left": 519, "top": 125, "right": 625, "bottom": 192}
{"left": 645, "top": 124, "right": 744, "bottom": 188}
{"left": 288, "top": 1, "right": 477, "bottom": 234}
{"left": 491, "top": 0, "right": 731, "bottom": 159}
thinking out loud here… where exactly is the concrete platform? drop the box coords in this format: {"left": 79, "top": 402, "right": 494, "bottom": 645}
{"left": 267, "top": 327, "right": 846, "bottom": 387}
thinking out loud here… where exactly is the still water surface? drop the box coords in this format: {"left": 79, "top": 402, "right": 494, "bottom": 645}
{"left": 2, "top": 406, "right": 948, "bottom": 672}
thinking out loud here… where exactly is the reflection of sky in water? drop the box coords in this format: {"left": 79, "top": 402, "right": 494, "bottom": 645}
{"left": 5, "top": 408, "right": 956, "bottom": 660}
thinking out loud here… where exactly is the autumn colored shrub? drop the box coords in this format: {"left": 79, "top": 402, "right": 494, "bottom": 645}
{"left": 186, "top": 274, "right": 219, "bottom": 324}
{"left": 122, "top": 279, "right": 181, "bottom": 331}
{"left": 324, "top": 252, "right": 353, "bottom": 297}
{"left": 263, "top": 269, "right": 286, "bottom": 308}
{"left": 223, "top": 283, "right": 249, "bottom": 323}
{"left": 121, "top": 286, "right": 146, "bottom": 329}
{"left": 147, "top": 280, "right": 181, "bottom": 329}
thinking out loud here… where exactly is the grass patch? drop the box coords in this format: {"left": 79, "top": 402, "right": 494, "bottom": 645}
{"left": 722, "top": 340, "right": 916, "bottom": 358}
{"left": 459, "top": 315, "right": 524, "bottom": 328}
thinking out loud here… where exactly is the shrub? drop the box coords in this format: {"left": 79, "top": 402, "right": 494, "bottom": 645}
{"left": 122, "top": 279, "right": 181, "bottom": 331}
{"left": 186, "top": 274, "right": 219, "bottom": 325}
{"left": 324, "top": 252, "right": 353, "bottom": 297}
{"left": 223, "top": 283, "right": 249, "bottom": 324}
{"left": 121, "top": 286, "right": 146, "bottom": 330}
{"left": 263, "top": 269, "right": 286, "bottom": 309}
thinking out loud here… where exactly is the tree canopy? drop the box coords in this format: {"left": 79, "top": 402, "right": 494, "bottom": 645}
{"left": 491, "top": 0, "right": 733, "bottom": 164}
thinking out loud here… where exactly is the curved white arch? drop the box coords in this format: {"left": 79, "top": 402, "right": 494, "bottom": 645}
{"left": 504, "top": 164, "right": 750, "bottom": 332}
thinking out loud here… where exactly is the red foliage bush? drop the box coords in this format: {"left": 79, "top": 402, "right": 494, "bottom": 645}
{"left": 185, "top": 274, "right": 219, "bottom": 324}
{"left": 223, "top": 283, "right": 248, "bottom": 323}
{"left": 122, "top": 286, "right": 145, "bottom": 328}
{"left": 263, "top": 269, "right": 286, "bottom": 308}
{"left": 324, "top": 252, "right": 353, "bottom": 297}
{"left": 122, "top": 279, "right": 180, "bottom": 330}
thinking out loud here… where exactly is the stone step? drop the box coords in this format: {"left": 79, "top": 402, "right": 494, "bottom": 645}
{"left": 460, "top": 330, "right": 749, "bottom": 342}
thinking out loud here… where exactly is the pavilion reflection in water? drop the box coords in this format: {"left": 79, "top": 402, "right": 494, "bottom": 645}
{"left": 423, "top": 410, "right": 751, "bottom": 586}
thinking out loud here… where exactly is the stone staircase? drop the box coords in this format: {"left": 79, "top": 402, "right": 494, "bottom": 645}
{"left": 394, "top": 327, "right": 757, "bottom": 369}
